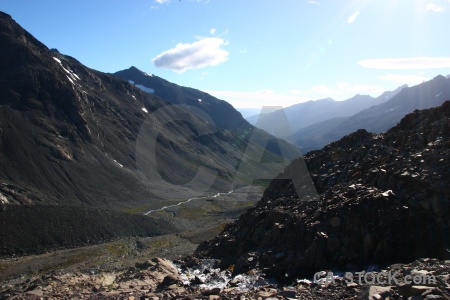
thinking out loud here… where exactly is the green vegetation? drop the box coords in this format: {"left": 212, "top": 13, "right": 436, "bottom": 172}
{"left": 106, "top": 241, "right": 131, "bottom": 258}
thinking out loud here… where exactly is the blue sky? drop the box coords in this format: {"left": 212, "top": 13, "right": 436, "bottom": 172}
{"left": 1, "top": 0, "right": 450, "bottom": 108}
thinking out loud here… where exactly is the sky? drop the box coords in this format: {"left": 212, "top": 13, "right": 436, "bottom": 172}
{"left": 1, "top": 0, "right": 450, "bottom": 108}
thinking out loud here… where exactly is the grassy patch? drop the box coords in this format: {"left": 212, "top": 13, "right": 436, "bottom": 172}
{"left": 106, "top": 241, "right": 131, "bottom": 258}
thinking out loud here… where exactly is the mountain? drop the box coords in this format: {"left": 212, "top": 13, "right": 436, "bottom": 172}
{"left": 114, "top": 67, "right": 244, "bottom": 131}
{"left": 196, "top": 101, "right": 450, "bottom": 281}
{"left": 113, "top": 66, "right": 300, "bottom": 159}
{"left": 290, "top": 76, "right": 450, "bottom": 152}
{"left": 245, "top": 87, "right": 405, "bottom": 138}
{"left": 0, "top": 12, "right": 299, "bottom": 256}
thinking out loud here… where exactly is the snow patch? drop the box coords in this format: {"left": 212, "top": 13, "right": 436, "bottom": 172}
{"left": 198, "top": 98, "right": 202, "bottom": 102}
{"left": 128, "top": 80, "right": 155, "bottom": 94}
{"left": 144, "top": 72, "right": 154, "bottom": 77}
{"left": 135, "top": 84, "right": 155, "bottom": 94}
{"left": 0, "top": 192, "right": 9, "bottom": 204}
{"left": 436, "top": 92, "right": 442, "bottom": 98}
{"left": 131, "top": 95, "right": 136, "bottom": 99}
{"left": 66, "top": 75, "right": 74, "bottom": 84}
{"left": 54, "top": 57, "right": 80, "bottom": 82}
{"left": 141, "top": 107, "right": 148, "bottom": 113}
{"left": 113, "top": 159, "right": 123, "bottom": 168}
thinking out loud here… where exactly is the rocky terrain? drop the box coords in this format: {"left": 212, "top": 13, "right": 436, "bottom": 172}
{"left": 196, "top": 100, "right": 450, "bottom": 281}
{"left": 2, "top": 255, "right": 450, "bottom": 299}
{"left": 1, "top": 102, "right": 448, "bottom": 300}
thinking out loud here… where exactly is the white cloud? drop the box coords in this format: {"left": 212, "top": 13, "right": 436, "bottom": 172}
{"left": 308, "top": 1, "right": 320, "bottom": 5}
{"left": 155, "top": 0, "right": 171, "bottom": 4}
{"left": 210, "top": 28, "right": 216, "bottom": 35}
{"left": 359, "top": 57, "right": 450, "bottom": 69}
{"left": 426, "top": 3, "right": 447, "bottom": 12}
{"left": 378, "top": 74, "right": 429, "bottom": 85}
{"left": 153, "top": 37, "right": 229, "bottom": 73}
{"left": 347, "top": 11, "right": 359, "bottom": 24}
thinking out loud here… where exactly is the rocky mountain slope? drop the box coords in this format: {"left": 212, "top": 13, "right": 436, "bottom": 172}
{"left": 0, "top": 11, "right": 298, "bottom": 257}
{"left": 196, "top": 100, "right": 450, "bottom": 281}
{"left": 114, "top": 66, "right": 300, "bottom": 162}
{"left": 291, "top": 76, "right": 450, "bottom": 152}
{"left": 114, "top": 67, "right": 244, "bottom": 131}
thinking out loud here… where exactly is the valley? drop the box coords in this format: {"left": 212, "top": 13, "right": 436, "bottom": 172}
{"left": 0, "top": 6, "right": 450, "bottom": 300}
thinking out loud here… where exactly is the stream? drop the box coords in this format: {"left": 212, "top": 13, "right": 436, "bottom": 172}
{"left": 143, "top": 190, "right": 234, "bottom": 215}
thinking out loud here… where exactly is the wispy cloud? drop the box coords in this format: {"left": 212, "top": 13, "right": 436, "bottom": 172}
{"left": 359, "top": 57, "right": 450, "bottom": 69}
{"left": 308, "top": 1, "right": 320, "bottom": 5}
{"left": 289, "top": 89, "right": 309, "bottom": 95}
{"left": 378, "top": 74, "right": 429, "bottom": 85}
{"left": 347, "top": 11, "right": 359, "bottom": 24}
{"left": 153, "top": 37, "right": 229, "bottom": 73}
{"left": 210, "top": 28, "right": 216, "bottom": 35}
{"left": 426, "top": 3, "right": 447, "bottom": 12}
{"left": 155, "top": 0, "right": 171, "bottom": 4}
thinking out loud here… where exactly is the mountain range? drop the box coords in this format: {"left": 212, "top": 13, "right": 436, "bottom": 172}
{"left": 290, "top": 75, "right": 450, "bottom": 152}
{"left": 246, "top": 76, "right": 449, "bottom": 153}
{"left": 246, "top": 86, "right": 406, "bottom": 137}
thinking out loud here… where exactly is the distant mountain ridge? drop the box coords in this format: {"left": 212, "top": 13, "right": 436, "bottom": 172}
{"left": 290, "top": 75, "right": 450, "bottom": 152}
{"left": 246, "top": 86, "right": 406, "bottom": 138}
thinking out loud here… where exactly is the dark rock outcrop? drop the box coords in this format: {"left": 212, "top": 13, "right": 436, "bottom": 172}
{"left": 196, "top": 101, "right": 450, "bottom": 281}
